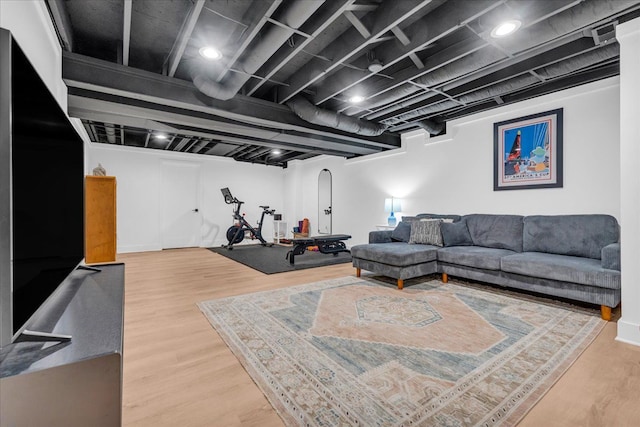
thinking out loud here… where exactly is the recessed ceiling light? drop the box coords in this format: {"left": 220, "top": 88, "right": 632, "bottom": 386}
{"left": 154, "top": 133, "right": 167, "bottom": 140}
{"left": 368, "top": 59, "right": 384, "bottom": 73}
{"left": 491, "top": 20, "right": 522, "bottom": 38}
{"left": 272, "top": 149, "right": 281, "bottom": 155}
{"left": 349, "top": 95, "right": 365, "bottom": 103}
{"left": 199, "top": 46, "right": 222, "bottom": 60}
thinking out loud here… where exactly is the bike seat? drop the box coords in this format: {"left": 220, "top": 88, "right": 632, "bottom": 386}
{"left": 260, "top": 205, "right": 270, "bottom": 209}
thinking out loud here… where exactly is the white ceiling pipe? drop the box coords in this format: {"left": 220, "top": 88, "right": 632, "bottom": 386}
{"left": 104, "top": 123, "right": 117, "bottom": 144}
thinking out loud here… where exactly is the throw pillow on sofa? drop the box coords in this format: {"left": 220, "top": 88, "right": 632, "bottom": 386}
{"left": 391, "top": 220, "right": 413, "bottom": 242}
{"left": 409, "top": 219, "right": 446, "bottom": 246}
{"left": 441, "top": 220, "right": 473, "bottom": 247}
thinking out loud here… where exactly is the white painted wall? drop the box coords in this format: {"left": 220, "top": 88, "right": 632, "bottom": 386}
{"left": 616, "top": 18, "right": 640, "bottom": 347}
{"left": 0, "top": 0, "right": 66, "bottom": 109}
{"left": 86, "top": 144, "right": 286, "bottom": 252}
{"left": 0, "top": 0, "right": 92, "bottom": 159}
{"left": 284, "top": 77, "right": 621, "bottom": 247}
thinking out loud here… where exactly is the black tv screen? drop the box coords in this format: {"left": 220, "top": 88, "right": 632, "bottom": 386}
{"left": 0, "top": 30, "right": 85, "bottom": 345}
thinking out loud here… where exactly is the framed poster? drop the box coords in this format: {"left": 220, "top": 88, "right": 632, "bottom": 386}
{"left": 493, "top": 108, "right": 563, "bottom": 191}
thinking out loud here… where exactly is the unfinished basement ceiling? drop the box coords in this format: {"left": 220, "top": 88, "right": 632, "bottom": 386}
{"left": 48, "top": 0, "right": 640, "bottom": 167}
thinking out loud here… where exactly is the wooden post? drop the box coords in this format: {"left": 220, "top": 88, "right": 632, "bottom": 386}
{"left": 356, "top": 268, "right": 361, "bottom": 278}
{"left": 397, "top": 279, "right": 404, "bottom": 290}
{"left": 601, "top": 305, "right": 612, "bottom": 321}
{"left": 442, "top": 273, "right": 448, "bottom": 283}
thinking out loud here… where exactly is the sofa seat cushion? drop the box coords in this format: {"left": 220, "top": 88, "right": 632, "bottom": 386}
{"left": 351, "top": 242, "right": 437, "bottom": 266}
{"left": 437, "top": 246, "right": 516, "bottom": 270}
{"left": 501, "top": 252, "right": 620, "bottom": 289}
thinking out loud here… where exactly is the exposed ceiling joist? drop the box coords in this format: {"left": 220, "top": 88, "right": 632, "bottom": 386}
{"left": 359, "top": 0, "right": 631, "bottom": 122}
{"left": 343, "top": 11, "right": 371, "bottom": 38}
{"left": 214, "top": 0, "right": 282, "bottom": 82}
{"left": 122, "top": 0, "right": 132, "bottom": 66}
{"left": 165, "top": 0, "right": 205, "bottom": 77}
{"left": 313, "top": 0, "right": 501, "bottom": 105}
{"left": 46, "top": 0, "right": 74, "bottom": 51}
{"left": 276, "top": 0, "right": 435, "bottom": 104}
{"left": 246, "top": 0, "right": 356, "bottom": 96}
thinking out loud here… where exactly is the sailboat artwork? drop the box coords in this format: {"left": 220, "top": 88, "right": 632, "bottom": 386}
{"left": 493, "top": 109, "right": 563, "bottom": 191}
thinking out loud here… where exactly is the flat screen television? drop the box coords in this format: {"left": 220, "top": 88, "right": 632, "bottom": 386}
{"left": 0, "top": 29, "right": 85, "bottom": 348}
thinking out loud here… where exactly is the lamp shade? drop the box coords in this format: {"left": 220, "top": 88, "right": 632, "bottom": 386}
{"left": 384, "top": 197, "right": 402, "bottom": 213}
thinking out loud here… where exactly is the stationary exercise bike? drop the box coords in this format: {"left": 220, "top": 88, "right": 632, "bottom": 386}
{"left": 221, "top": 187, "right": 275, "bottom": 249}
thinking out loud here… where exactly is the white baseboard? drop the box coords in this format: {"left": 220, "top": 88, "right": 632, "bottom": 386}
{"left": 117, "top": 243, "right": 162, "bottom": 254}
{"left": 616, "top": 319, "right": 640, "bottom": 347}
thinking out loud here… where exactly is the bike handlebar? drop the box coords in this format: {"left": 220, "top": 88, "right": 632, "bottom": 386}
{"left": 223, "top": 188, "right": 275, "bottom": 216}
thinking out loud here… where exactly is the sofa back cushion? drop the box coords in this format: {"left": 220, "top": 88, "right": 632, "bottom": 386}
{"left": 464, "top": 214, "right": 524, "bottom": 252}
{"left": 416, "top": 213, "right": 462, "bottom": 222}
{"left": 441, "top": 220, "right": 473, "bottom": 247}
{"left": 523, "top": 215, "right": 619, "bottom": 259}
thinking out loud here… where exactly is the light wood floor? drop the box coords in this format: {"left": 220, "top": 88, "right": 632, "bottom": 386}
{"left": 119, "top": 248, "right": 640, "bottom": 426}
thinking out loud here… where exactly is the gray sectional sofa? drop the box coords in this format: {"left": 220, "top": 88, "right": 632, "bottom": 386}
{"left": 351, "top": 214, "right": 621, "bottom": 320}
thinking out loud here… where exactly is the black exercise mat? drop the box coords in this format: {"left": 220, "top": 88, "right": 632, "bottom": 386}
{"left": 207, "top": 244, "right": 352, "bottom": 274}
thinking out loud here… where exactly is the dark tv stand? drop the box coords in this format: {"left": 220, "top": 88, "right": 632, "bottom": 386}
{"left": 13, "top": 329, "right": 72, "bottom": 343}
{"left": 77, "top": 265, "right": 102, "bottom": 272}
{"left": 0, "top": 263, "right": 124, "bottom": 426}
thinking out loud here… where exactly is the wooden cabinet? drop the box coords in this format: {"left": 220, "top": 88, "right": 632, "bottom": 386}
{"left": 85, "top": 176, "right": 116, "bottom": 264}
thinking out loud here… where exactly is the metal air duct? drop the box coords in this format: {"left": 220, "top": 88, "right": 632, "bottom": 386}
{"left": 287, "top": 96, "right": 388, "bottom": 136}
{"left": 416, "top": 119, "right": 444, "bottom": 134}
{"left": 104, "top": 123, "right": 117, "bottom": 144}
{"left": 191, "top": 1, "right": 324, "bottom": 101}
{"left": 535, "top": 43, "right": 619, "bottom": 79}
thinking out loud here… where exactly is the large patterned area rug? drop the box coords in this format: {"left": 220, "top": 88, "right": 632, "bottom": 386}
{"left": 198, "top": 276, "right": 605, "bottom": 426}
